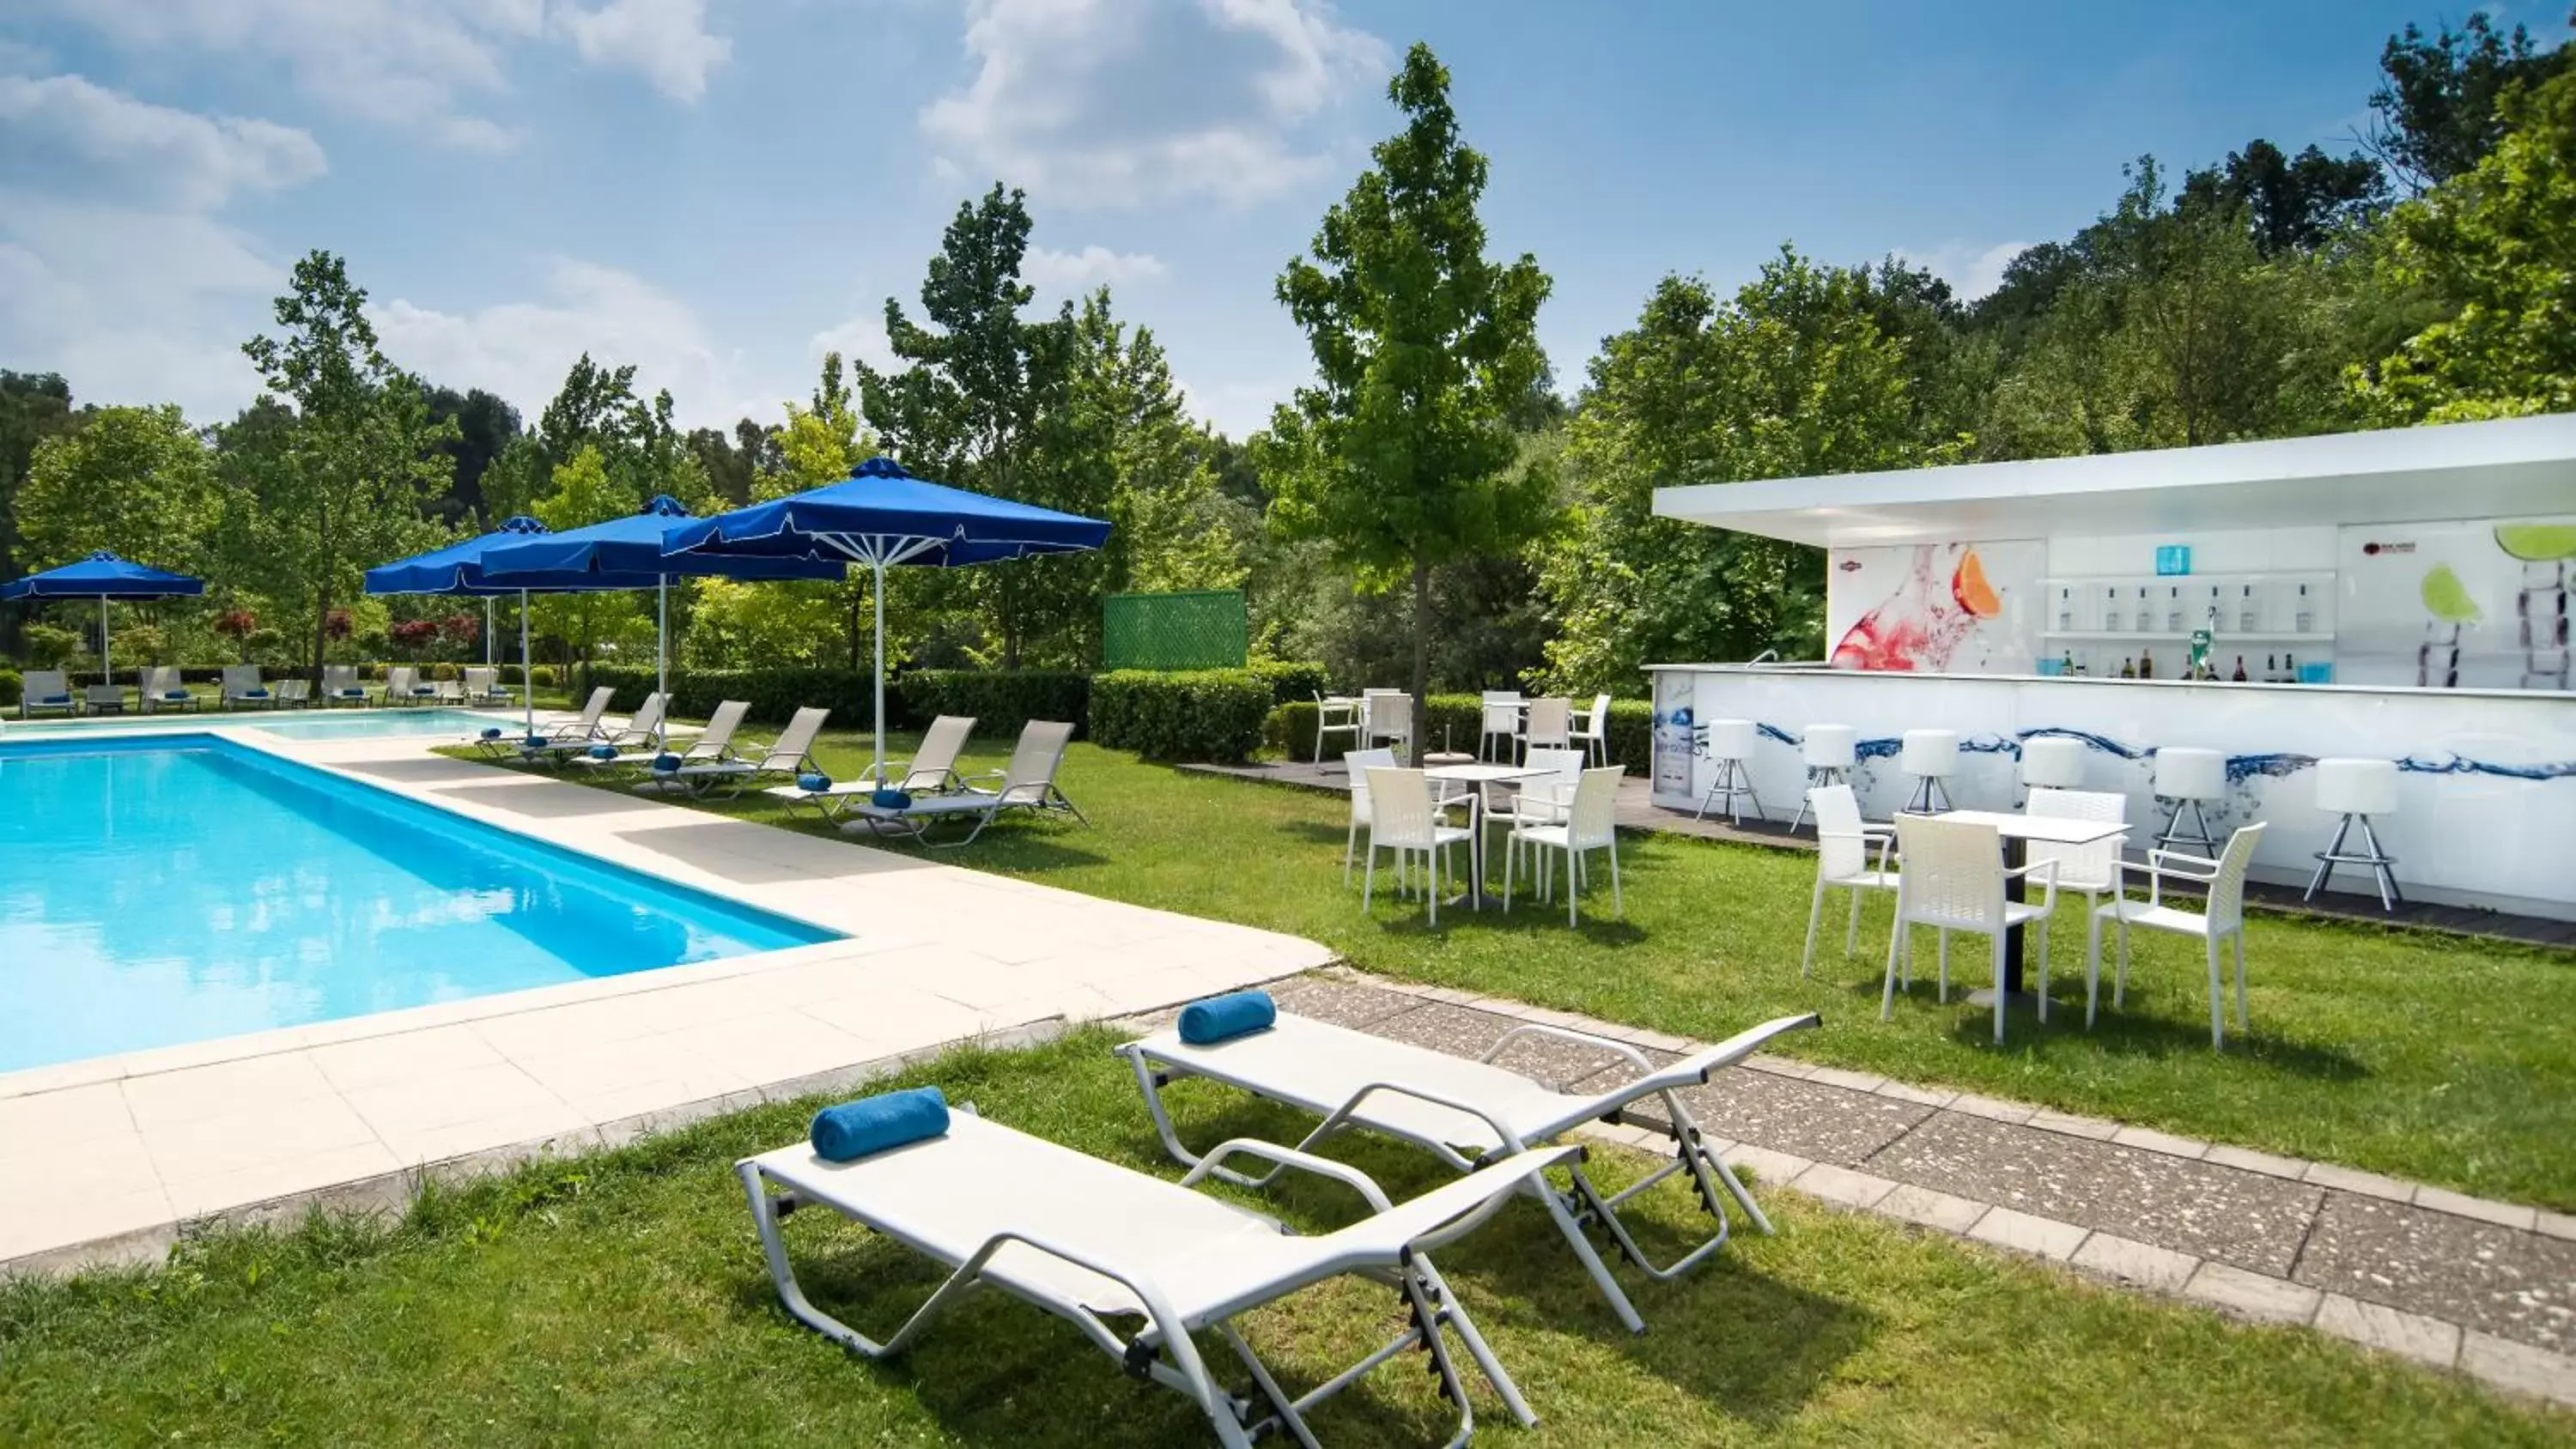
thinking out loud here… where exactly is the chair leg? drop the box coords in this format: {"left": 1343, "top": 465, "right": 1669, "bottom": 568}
{"left": 2233, "top": 931, "right": 2249, "bottom": 1032}
{"left": 1344, "top": 816, "right": 1358, "bottom": 888}
{"left": 1503, "top": 832, "right": 1516, "bottom": 909}
{"left": 1607, "top": 840, "right": 1623, "bottom": 918}
{"left": 2035, "top": 920, "right": 2050, "bottom": 1024}
{"left": 2360, "top": 815, "right": 2404, "bottom": 910}
{"left": 1845, "top": 885, "right": 1862, "bottom": 955}
{"left": 1567, "top": 846, "right": 1580, "bottom": 927}
{"left": 1363, "top": 845, "right": 1376, "bottom": 912}
{"left": 1991, "top": 935, "right": 2008, "bottom": 1045}
{"left": 2085, "top": 906, "right": 2103, "bottom": 1028}
{"left": 1937, "top": 931, "right": 1949, "bottom": 1004}
{"left": 2206, "top": 937, "right": 2225, "bottom": 1049}
{"left": 1881, "top": 917, "right": 1905, "bottom": 1021}
{"left": 2114, "top": 919, "right": 2129, "bottom": 1009}
{"left": 1789, "top": 768, "right": 1815, "bottom": 833}
{"left": 1428, "top": 849, "right": 1440, "bottom": 929}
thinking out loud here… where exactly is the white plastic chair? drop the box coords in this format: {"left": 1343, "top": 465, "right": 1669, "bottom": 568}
{"left": 1312, "top": 691, "right": 1360, "bottom": 768}
{"left": 1884, "top": 814, "right": 2057, "bottom": 1043}
{"left": 2024, "top": 787, "right": 2127, "bottom": 925}
{"left": 1477, "top": 690, "right": 1523, "bottom": 761}
{"left": 1362, "top": 767, "right": 1471, "bottom": 925}
{"left": 1504, "top": 766, "right": 1625, "bottom": 925}
{"left": 1801, "top": 784, "right": 1899, "bottom": 976}
{"left": 1492, "top": 746, "right": 1585, "bottom": 830}
{"left": 2090, "top": 822, "right": 2266, "bottom": 1048}
{"left": 1521, "top": 696, "right": 1572, "bottom": 759}
{"left": 1566, "top": 692, "right": 1613, "bottom": 767}
{"left": 1362, "top": 689, "right": 1412, "bottom": 760}
{"left": 1341, "top": 746, "right": 1400, "bottom": 886}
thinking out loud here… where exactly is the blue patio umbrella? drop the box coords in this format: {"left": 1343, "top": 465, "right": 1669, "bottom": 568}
{"left": 1, "top": 550, "right": 205, "bottom": 687}
{"left": 661, "top": 455, "right": 1111, "bottom": 782}
{"left": 476, "top": 494, "right": 842, "bottom": 703}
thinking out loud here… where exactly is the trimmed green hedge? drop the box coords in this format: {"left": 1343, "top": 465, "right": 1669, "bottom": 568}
{"left": 578, "top": 665, "right": 883, "bottom": 728}
{"left": 1249, "top": 659, "right": 1331, "bottom": 708}
{"left": 1265, "top": 693, "right": 1656, "bottom": 773}
{"left": 0, "top": 668, "right": 18, "bottom": 707}
{"left": 1089, "top": 669, "right": 1272, "bottom": 761}
{"left": 899, "top": 670, "right": 1091, "bottom": 738}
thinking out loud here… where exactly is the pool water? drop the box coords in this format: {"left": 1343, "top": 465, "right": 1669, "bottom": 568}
{"left": 249, "top": 707, "right": 516, "bottom": 741}
{"left": 0, "top": 737, "right": 836, "bottom": 1073}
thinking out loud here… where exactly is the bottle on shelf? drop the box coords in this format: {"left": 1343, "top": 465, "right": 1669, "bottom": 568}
{"left": 2057, "top": 587, "right": 2075, "bottom": 632}
{"left": 2285, "top": 652, "right": 2300, "bottom": 683}
{"left": 2166, "top": 586, "right": 2184, "bottom": 632}
{"left": 2119, "top": 656, "right": 2136, "bottom": 679}
{"left": 2233, "top": 655, "right": 2249, "bottom": 682}
{"left": 2138, "top": 648, "right": 2155, "bottom": 679}
{"left": 2060, "top": 647, "right": 2076, "bottom": 676}
{"left": 2103, "top": 589, "right": 2123, "bottom": 633}
{"left": 2239, "top": 584, "right": 2260, "bottom": 633}
{"left": 2294, "top": 584, "right": 2314, "bottom": 634}
{"left": 2265, "top": 652, "right": 2280, "bottom": 682}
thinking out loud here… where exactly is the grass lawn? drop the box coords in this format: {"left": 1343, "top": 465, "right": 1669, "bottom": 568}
{"left": 5, "top": 1030, "right": 2565, "bottom": 1446}
{"left": 463, "top": 721, "right": 2576, "bottom": 1211}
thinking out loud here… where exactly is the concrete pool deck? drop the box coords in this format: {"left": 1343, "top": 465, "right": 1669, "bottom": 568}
{"left": 0, "top": 719, "right": 1331, "bottom": 1273}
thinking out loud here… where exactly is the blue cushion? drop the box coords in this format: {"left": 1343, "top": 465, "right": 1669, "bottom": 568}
{"left": 524, "top": 735, "right": 550, "bottom": 749}
{"left": 810, "top": 1087, "right": 949, "bottom": 1162}
{"left": 1179, "top": 991, "right": 1277, "bottom": 1046}
{"left": 161, "top": 691, "right": 191, "bottom": 701}
{"left": 798, "top": 772, "right": 833, "bottom": 793}
{"left": 40, "top": 694, "right": 71, "bottom": 705}
{"left": 587, "top": 743, "right": 619, "bottom": 761}
{"left": 871, "top": 787, "right": 912, "bottom": 810}
{"left": 479, "top": 727, "right": 504, "bottom": 740}
{"left": 651, "top": 753, "right": 683, "bottom": 773}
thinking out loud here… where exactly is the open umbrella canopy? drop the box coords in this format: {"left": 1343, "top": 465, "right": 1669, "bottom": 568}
{"left": 0, "top": 550, "right": 204, "bottom": 601}
{"left": 477, "top": 495, "right": 844, "bottom": 582}
{"left": 363, "top": 516, "right": 665, "bottom": 597}
{"left": 660, "top": 456, "right": 1110, "bottom": 567}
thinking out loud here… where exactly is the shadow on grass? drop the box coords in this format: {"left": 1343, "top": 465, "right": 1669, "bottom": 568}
{"left": 1838, "top": 973, "right": 2369, "bottom": 1079}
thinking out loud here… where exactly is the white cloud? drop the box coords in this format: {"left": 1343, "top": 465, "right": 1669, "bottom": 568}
{"left": 920, "top": 0, "right": 1387, "bottom": 208}
{"left": 807, "top": 309, "right": 898, "bottom": 379}
{"left": 33, "top": 0, "right": 731, "bottom": 150}
{"left": 1174, "top": 373, "right": 1286, "bottom": 440}
{"left": 0, "top": 74, "right": 326, "bottom": 210}
{"left": 1022, "top": 244, "right": 1167, "bottom": 292}
{"left": 1894, "top": 239, "right": 2030, "bottom": 302}
{"left": 372, "top": 258, "right": 781, "bottom": 427}
{"left": 551, "top": 0, "right": 730, "bottom": 103}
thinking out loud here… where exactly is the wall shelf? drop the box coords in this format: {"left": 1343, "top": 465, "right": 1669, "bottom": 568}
{"left": 2042, "top": 631, "right": 2335, "bottom": 645}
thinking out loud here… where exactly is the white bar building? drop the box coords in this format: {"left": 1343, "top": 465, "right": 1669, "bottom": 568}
{"left": 1648, "top": 414, "right": 2576, "bottom": 920}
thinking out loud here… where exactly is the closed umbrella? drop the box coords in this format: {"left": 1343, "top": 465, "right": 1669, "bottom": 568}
{"left": 1, "top": 550, "right": 205, "bottom": 688}
{"left": 660, "top": 456, "right": 1110, "bottom": 783}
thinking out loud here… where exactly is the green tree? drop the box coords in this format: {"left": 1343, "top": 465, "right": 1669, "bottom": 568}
{"left": 1066, "top": 288, "right": 1238, "bottom": 603}
{"left": 235, "top": 252, "right": 454, "bottom": 679}
{"left": 1263, "top": 42, "right": 1554, "bottom": 744}
{"left": 531, "top": 446, "right": 647, "bottom": 670}
{"left": 2182, "top": 139, "right": 2386, "bottom": 254}
{"left": 2365, "top": 14, "right": 2572, "bottom": 192}
{"left": 15, "top": 404, "right": 218, "bottom": 573}
{"left": 0, "top": 371, "right": 76, "bottom": 652}
{"left": 422, "top": 386, "right": 522, "bottom": 530}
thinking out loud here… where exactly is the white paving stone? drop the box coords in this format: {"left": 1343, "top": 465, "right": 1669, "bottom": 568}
{"left": 1875, "top": 1183, "right": 1990, "bottom": 1234}
{"left": 2303, "top": 1161, "right": 2414, "bottom": 1203}
{"left": 2109, "top": 1125, "right": 2208, "bottom": 1160}
{"left": 2459, "top": 1331, "right": 2576, "bottom": 1407}
{"left": 1792, "top": 1163, "right": 1898, "bottom": 1210}
{"left": 1725, "top": 1143, "right": 1813, "bottom": 1186}
{"left": 2183, "top": 1261, "right": 2322, "bottom": 1325}
{"left": 2027, "top": 1109, "right": 2119, "bottom": 1141}
{"left": 2536, "top": 1210, "right": 2576, "bottom": 1243}
{"left": 2202, "top": 1143, "right": 2309, "bottom": 1180}
{"left": 2409, "top": 1185, "right": 2539, "bottom": 1232}
{"left": 1945, "top": 1093, "right": 2035, "bottom": 1125}
{"left": 2313, "top": 1293, "right": 2462, "bottom": 1370}
{"left": 2070, "top": 1232, "right": 2199, "bottom": 1294}
{"left": 1967, "top": 1206, "right": 2088, "bottom": 1261}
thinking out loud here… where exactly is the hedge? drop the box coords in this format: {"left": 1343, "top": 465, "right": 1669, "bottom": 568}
{"left": 1249, "top": 659, "right": 1331, "bottom": 708}
{"left": 0, "top": 668, "right": 17, "bottom": 707}
{"left": 1089, "top": 669, "right": 1272, "bottom": 762}
{"left": 899, "top": 670, "right": 1091, "bottom": 738}
{"left": 1265, "top": 693, "right": 1656, "bottom": 773}
{"left": 578, "top": 664, "right": 884, "bottom": 729}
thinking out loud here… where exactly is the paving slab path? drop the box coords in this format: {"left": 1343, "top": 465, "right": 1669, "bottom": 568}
{"left": 1247, "top": 968, "right": 2576, "bottom": 1410}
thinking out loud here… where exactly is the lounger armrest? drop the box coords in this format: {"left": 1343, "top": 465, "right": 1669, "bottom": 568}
{"left": 1331, "top": 1144, "right": 1585, "bottom": 1261}
{"left": 1312, "top": 1078, "right": 1531, "bottom": 1153}
{"left": 1180, "top": 1138, "right": 1395, "bottom": 1213}
{"left": 1481, "top": 1022, "right": 1655, "bottom": 1076}
{"left": 952, "top": 1227, "right": 1195, "bottom": 1352}
{"left": 1544, "top": 1013, "right": 1823, "bottom": 1135}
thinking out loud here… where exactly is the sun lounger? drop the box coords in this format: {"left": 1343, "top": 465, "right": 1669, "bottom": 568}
{"left": 463, "top": 667, "right": 510, "bottom": 706}
{"left": 634, "top": 699, "right": 749, "bottom": 793}
{"left": 1118, "top": 1004, "right": 1822, "bottom": 1333}
{"left": 379, "top": 666, "right": 437, "bottom": 706}
{"left": 20, "top": 670, "right": 76, "bottom": 718}
{"left": 82, "top": 682, "right": 128, "bottom": 713}
{"left": 879, "top": 713, "right": 977, "bottom": 791}
{"left": 561, "top": 693, "right": 671, "bottom": 771}
{"left": 273, "top": 678, "right": 313, "bottom": 706}
{"left": 220, "top": 666, "right": 275, "bottom": 709}
{"left": 651, "top": 706, "right": 826, "bottom": 795}
{"left": 740, "top": 1103, "right": 1575, "bottom": 1448}
{"left": 321, "top": 665, "right": 368, "bottom": 706}
{"left": 838, "top": 719, "right": 1081, "bottom": 846}
{"left": 138, "top": 666, "right": 197, "bottom": 712}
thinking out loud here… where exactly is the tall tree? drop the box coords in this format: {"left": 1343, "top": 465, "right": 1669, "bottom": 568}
{"left": 0, "top": 371, "right": 76, "bottom": 652}
{"left": 2183, "top": 139, "right": 2386, "bottom": 254}
{"left": 1263, "top": 42, "right": 1555, "bottom": 746}
{"left": 423, "top": 385, "right": 522, "bottom": 529}
{"left": 858, "top": 183, "right": 1078, "bottom": 668}
{"left": 15, "top": 404, "right": 218, "bottom": 574}
{"left": 235, "top": 251, "right": 453, "bottom": 678}
{"left": 2363, "top": 14, "right": 2571, "bottom": 192}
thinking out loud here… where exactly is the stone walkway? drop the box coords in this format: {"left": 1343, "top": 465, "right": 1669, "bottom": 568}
{"left": 1250, "top": 968, "right": 2576, "bottom": 1410}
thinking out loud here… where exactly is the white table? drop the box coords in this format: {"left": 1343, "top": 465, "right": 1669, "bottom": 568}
{"left": 1426, "top": 761, "right": 1550, "bottom": 910}
{"left": 1918, "top": 809, "right": 2128, "bottom": 991}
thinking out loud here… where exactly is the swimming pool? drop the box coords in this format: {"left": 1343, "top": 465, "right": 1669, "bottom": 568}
{"left": 2, "top": 707, "right": 513, "bottom": 743}
{"left": 0, "top": 736, "right": 837, "bottom": 1073}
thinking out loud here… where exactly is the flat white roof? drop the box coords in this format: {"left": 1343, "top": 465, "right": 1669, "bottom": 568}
{"left": 1652, "top": 413, "right": 2576, "bottom": 547}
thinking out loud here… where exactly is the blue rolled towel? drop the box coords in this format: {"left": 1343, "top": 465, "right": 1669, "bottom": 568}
{"left": 480, "top": 726, "right": 503, "bottom": 740}
{"left": 798, "top": 772, "right": 833, "bottom": 792}
{"left": 587, "top": 743, "right": 619, "bottom": 761}
{"left": 163, "top": 690, "right": 191, "bottom": 702}
{"left": 41, "top": 694, "right": 70, "bottom": 705}
{"left": 523, "top": 734, "right": 550, "bottom": 749}
{"left": 246, "top": 688, "right": 269, "bottom": 698}
{"left": 1180, "top": 991, "right": 1276, "bottom": 1046}
{"left": 652, "top": 752, "right": 683, "bottom": 772}
{"left": 871, "top": 787, "right": 912, "bottom": 810}
{"left": 810, "top": 1086, "right": 949, "bottom": 1162}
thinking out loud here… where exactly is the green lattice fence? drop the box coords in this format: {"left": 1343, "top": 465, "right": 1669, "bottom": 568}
{"left": 1101, "top": 590, "right": 1249, "bottom": 671}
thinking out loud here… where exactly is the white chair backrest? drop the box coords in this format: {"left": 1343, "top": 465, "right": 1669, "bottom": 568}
{"left": 628, "top": 692, "right": 667, "bottom": 736}
{"left": 2026, "top": 787, "right": 2126, "bottom": 890}
{"left": 25, "top": 670, "right": 66, "bottom": 700}
{"left": 1580, "top": 692, "right": 1613, "bottom": 731}
{"left": 762, "top": 706, "right": 829, "bottom": 766}
{"left": 912, "top": 714, "right": 975, "bottom": 776}
{"left": 1345, "top": 747, "right": 1399, "bottom": 824}
{"left": 1003, "top": 720, "right": 1074, "bottom": 791}
{"left": 1524, "top": 746, "right": 1585, "bottom": 794}
{"left": 147, "top": 666, "right": 181, "bottom": 696}
{"left": 85, "top": 683, "right": 123, "bottom": 704}
{"left": 384, "top": 665, "right": 414, "bottom": 693}
{"left": 1479, "top": 692, "right": 1522, "bottom": 731}
{"left": 223, "top": 665, "right": 261, "bottom": 693}
{"left": 699, "top": 699, "right": 750, "bottom": 748}
{"left": 1567, "top": 767, "right": 1623, "bottom": 847}
{"left": 2206, "top": 822, "right": 2267, "bottom": 933}
{"left": 574, "top": 685, "right": 614, "bottom": 731}
{"left": 1363, "top": 767, "right": 1438, "bottom": 847}
{"left": 1810, "top": 784, "right": 1871, "bottom": 881}
{"left": 464, "top": 666, "right": 495, "bottom": 693}
{"left": 1893, "top": 814, "right": 2004, "bottom": 930}
{"left": 1364, "top": 691, "right": 1411, "bottom": 737}
{"left": 276, "top": 678, "right": 310, "bottom": 700}
{"left": 324, "top": 664, "right": 357, "bottom": 691}
{"left": 1523, "top": 696, "right": 1571, "bottom": 746}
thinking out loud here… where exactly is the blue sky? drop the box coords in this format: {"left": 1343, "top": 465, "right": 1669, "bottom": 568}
{"left": 3, "top": 1, "right": 2562, "bottom": 441}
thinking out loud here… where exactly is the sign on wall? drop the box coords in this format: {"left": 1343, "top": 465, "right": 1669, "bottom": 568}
{"left": 1825, "top": 541, "right": 2044, "bottom": 674}
{"left": 2336, "top": 518, "right": 2576, "bottom": 691}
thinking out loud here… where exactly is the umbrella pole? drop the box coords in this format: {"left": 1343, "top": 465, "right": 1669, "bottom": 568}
{"left": 100, "top": 594, "right": 111, "bottom": 688}
{"left": 484, "top": 597, "right": 494, "bottom": 668}
{"left": 519, "top": 589, "right": 533, "bottom": 738}
{"left": 656, "top": 573, "right": 669, "bottom": 749}
{"left": 872, "top": 555, "right": 887, "bottom": 785}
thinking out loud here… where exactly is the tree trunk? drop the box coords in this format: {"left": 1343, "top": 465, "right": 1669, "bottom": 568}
{"left": 310, "top": 584, "right": 331, "bottom": 687}
{"left": 1409, "top": 555, "right": 1432, "bottom": 760}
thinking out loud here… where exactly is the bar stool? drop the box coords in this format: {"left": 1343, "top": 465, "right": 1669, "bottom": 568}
{"left": 1899, "top": 730, "right": 1957, "bottom": 814}
{"left": 1694, "top": 718, "right": 1764, "bottom": 824}
{"left": 2151, "top": 747, "right": 2224, "bottom": 856}
{"left": 1787, "top": 724, "right": 1856, "bottom": 832}
{"left": 2019, "top": 735, "right": 2086, "bottom": 803}
{"left": 2307, "top": 758, "right": 2403, "bottom": 911}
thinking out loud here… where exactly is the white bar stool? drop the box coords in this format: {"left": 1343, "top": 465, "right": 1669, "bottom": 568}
{"left": 1899, "top": 730, "right": 1957, "bottom": 814}
{"left": 1787, "top": 723, "right": 1856, "bottom": 832}
{"left": 2019, "top": 736, "right": 2086, "bottom": 803}
{"left": 2306, "top": 758, "right": 2403, "bottom": 911}
{"left": 1694, "top": 718, "right": 1764, "bottom": 824}
{"left": 2151, "top": 747, "right": 2224, "bottom": 856}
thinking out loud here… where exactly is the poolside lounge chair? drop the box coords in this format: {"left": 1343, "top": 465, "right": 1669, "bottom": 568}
{"left": 273, "top": 678, "right": 313, "bottom": 707}
{"left": 221, "top": 666, "right": 276, "bottom": 709}
{"left": 463, "top": 667, "right": 510, "bottom": 706}
{"left": 837, "top": 719, "right": 1082, "bottom": 846}
{"left": 430, "top": 676, "right": 465, "bottom": 706}
{"left": 321, "top": 665, "right": 368, "bottom": 706}
{"left": 764, "top": 713, "right": 979, "bottom": 819}
{"left": 18, "top": 670, "right": 75, "bottom": 718}
{"left": 635, "top": 699, "right": 749, "bottom": 793}
{"left": 380, "top": 666, "right": 437, "bottom": 706}
{"left": 139, "top": 667, "right": 198, "bottom": 713}
{"left": 561, "top": 693, "right": 671, "bottom": 772}
{"left": 650, "top": 706, "right": 827, "bottom": 795}
{"left": 739, "top": 1105, "right": 1575, "bottom": 1448}
{"left": 1119, "top": 1005, "right": 1823, "bottom": 1334}
{"left": 82, "top": 682, "right": 128, "bottom": 713}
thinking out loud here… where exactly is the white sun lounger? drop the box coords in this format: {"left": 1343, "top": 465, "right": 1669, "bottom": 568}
{"left": 739, "top": 1108, "right": 1577, "bottom": 1448}
{"left": 635, "top": 699, "right": 750, "bottom": 793}
{"left": 321, "top": 664, "right": 368, "bottom": 706}
{"left": 82, "top": 682, "right": 128, "bottom": 712}
{"left": 838, "top": 719, "right": 1082, "bottom": 846}
{"left": 220, "top": 665, "right": 276, "bottom": 709}
{"left": 139, "top": 666, "right": 197, "bottom": 713}
{"left": 20, "top": 670, "right": 76, "bottom": 718}
{"left": 653, "top": 706, "right": 828, "bottom": 795}
{"left": 1118, "top": 1009, "right": 1822, "bottom": 1333}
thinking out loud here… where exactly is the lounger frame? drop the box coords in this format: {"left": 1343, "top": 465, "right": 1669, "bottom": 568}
{"left": 1119, "top": 1010, "right": 1820, "bottom": 1334}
